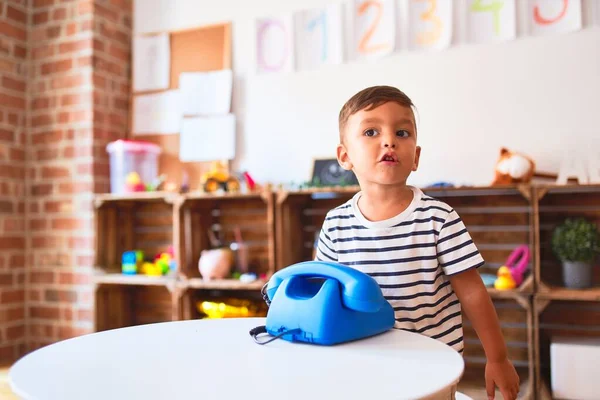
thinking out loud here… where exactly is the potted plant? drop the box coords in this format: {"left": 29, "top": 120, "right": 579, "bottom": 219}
{"left": 551, "top": 217, "right": 600, "bottom": 289}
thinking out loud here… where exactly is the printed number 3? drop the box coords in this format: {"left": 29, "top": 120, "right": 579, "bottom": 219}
{"left": 358, "top": 0, "right": 390, "bottom": 53}
{"left": 470, "top": 0, "right": 504, "bottom": 35}
{"left": 417, "top": 0, "right": 442, "bottom": 46}
{"left": 534, "top": 0, "right": 568, "bottom": 25}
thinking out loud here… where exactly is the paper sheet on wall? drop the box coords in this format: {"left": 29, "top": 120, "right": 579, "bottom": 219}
{"left": 179, "top": 114, "right": 236, "bottom": 162}
{"left": 467, "top": 0, "right": 516, "bottom": 44}
{"left": 407, "top": 0, "right": 452, "bottom": 51}
{"left": 133, "top": 33, "right": 170, "bottom": 92}
{"left": 256, "top": 15, "right": 295, "bottom": 74}
{"left": 179, "top": 70, "right": 233, "bottom": 116}
{"left": 132, "top": 90, "right": 182, "bottom": 135}
{"left": 353, "top": 0, "right": 395, "bottom": 60}
{"left": 529, "top": 0, "right": 581, "bottom": 36}
{"left": 294, "top": 4, "right": 344, "bottom": 71}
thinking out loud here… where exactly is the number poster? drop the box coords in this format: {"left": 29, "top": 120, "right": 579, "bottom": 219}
{"left": 256, "top": 0, "right": 588, "bottom": 74}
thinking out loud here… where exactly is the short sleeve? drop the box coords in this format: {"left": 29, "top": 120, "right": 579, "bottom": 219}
{"left": 437, "top": 209, "right": 485, "bottom": 276}
{"left": 314, "top": 220, "right": 338, "bottom": 262}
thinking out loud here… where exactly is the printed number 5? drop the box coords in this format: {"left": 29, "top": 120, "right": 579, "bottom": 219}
{"left": 470, "top": 0, "right": 504, "bottom": 35}
{"left": 358, "top": 0, "right": 389, "bottom": 54}
{"left": 417, "top": 0, "right": 442, "bottom": 46}
{"left": 534, "top": 0, "right": 568, "bottom": 25}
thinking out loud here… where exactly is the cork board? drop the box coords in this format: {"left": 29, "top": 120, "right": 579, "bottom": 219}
{"left": 129, "top": 23, "right": 232, "bottom": 191}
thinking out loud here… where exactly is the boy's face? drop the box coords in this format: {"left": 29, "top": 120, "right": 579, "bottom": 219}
{"left": 337, "top": 101, "right": 420, "bottom": 188}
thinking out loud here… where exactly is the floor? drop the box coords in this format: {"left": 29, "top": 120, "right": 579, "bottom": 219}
{"left": 0, "top": 365, "right": 18, "bottom": 400}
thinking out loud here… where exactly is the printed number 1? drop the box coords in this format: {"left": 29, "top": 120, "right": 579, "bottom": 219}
{"left": 470, "top": 0, "right": 504, "bottom": 35}
{"left": 358, "top": 1, "right": 389, "bottom": 54}
{"left": 416, "top": 0, "right": 442, "bottom": 46}
{"left": 534, "top": 0, "right": 568, "bottom": 25}
{"left": 307, "top": 11, "right": 327, "bottom": 62}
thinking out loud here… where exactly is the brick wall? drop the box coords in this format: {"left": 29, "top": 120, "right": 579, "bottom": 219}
{"left": 0, "top": 0, "right": 27, "bottom": 362}
{"left": 25, "top": 0, "right": 131, "bottom": 353}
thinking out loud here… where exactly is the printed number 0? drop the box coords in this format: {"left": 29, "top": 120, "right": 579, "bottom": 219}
{"left": 470, "top": 0, "right": 504, "bottom": 35}
{"left": 358, "top": 1, "right": 389, "bottom": 54}
{"left": 534, "top": 0, "right": 568, "bottom": 25}
{"left": 417, "top": 0, "right": 442, "bottom": 46}
{"left": 257, "top": 21, "right": 288, "bottom": 72}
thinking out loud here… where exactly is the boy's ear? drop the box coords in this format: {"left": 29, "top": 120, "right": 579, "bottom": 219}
{"left": 337, "top": 143, "right": 353, "bottom": 170}
{"left": 412, "top": 146, "right": 421, "bottom": 171}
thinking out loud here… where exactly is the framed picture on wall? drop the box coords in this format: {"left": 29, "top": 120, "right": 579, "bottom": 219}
{"left": 311, "top": 158, "right": 358, "bottom": 186}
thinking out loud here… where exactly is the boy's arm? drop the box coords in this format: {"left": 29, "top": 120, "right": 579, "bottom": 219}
{"left": 436, "top": 209, "right": 519, "bottom": 400}
{"left": 450, "top": 269, "right": 519, "bottom": 400}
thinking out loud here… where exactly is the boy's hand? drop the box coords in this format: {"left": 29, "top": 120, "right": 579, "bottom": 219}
{"left": 485, "top": 357, "right": 520, "bottom": 400}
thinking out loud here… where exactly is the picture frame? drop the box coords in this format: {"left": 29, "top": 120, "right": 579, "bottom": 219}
{"left": 310, "top": 158, "right": 358, "bottom": 187}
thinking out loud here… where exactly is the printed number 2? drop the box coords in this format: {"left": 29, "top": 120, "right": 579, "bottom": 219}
{"left": 470, "top": 0, "right": 504, "bottom": 35}
{"left": 358, "top": 1, "right": 389, "bottom": 54}
{"left": 534, "top": 0, "right": 568, "bottom": 25}
{"left": 307, "top": 11, "right": 327, "bottom": 62}
{"left": 417, "top": 0, "right": 442, "bottom": 45}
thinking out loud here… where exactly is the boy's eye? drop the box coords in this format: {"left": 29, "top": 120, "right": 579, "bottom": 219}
{"left": 396, "top": 130, "right": 409, "bottom": 137}
{"left": 364, "top": 129, "right": 378, "bottom": 137}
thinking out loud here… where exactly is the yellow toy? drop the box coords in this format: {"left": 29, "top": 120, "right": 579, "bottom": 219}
{"left": 494, "top": 266, "right": 516, "bottom": 290}
{"left": 200, "top": 161, "right": 240, "bottom": 193}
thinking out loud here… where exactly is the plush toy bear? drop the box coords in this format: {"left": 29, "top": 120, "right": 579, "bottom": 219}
{"left": 492, "top": 147, "right": 535, "bottom": 185}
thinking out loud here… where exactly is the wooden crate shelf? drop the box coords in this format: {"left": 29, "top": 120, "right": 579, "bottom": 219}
{"left": 179, "top": 191, "right": 275, "bottom": 280}
{"left": 534, "top": 184, "right": 600, "bottom": 293}
{"left": 94, "top": 192, "right": 179, "bottom": 275}
{"left": 94, "top": 284, "right": 180, "bottom": 332}
{"left": 533, "top": 296, "right": 600, "bottom": 399}
{"left": 181, "top": 286, "right": 268, "bottom": 321}
{"left": 459, "top": 294, "right": 534, "bottom": 399}
{"left": 91, "top": 183, "right": 600, "bottom": 400}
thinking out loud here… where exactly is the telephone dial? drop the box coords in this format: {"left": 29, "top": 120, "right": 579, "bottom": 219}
{"left": 250, "top": 260, "right": 395, "bottom": 345}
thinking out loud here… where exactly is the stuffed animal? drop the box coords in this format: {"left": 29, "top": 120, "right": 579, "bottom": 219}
{"left": 492, "top": 147, "right": 535, "bottom": 185}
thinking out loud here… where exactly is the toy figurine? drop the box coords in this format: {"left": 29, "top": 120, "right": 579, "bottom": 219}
{"left": 494, "top": 245, "right": 530, "bottom": 290}
{"left": 122, "top": 250, "right": 143, "bottom": 274}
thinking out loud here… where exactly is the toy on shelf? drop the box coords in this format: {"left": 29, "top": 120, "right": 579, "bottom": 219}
{"left": 200, "top": 161, "right": 241, "bottom": 193}
{"left": 492, "top": 147, "right": 535, "bottom": 185}
{"left": 494, "top": 245, "right": 530, "bottom": 290}
{"left": 196, "top": 298, "right": 266, "bottom": 319}
{"left": 122, "top": 250, "right": 144, "bottom": 275}
{"left": 198, "top": 229, "right": 233, "bottom": 280}
{"left": 121, "top": 246, "right": 176, "bottom": 276}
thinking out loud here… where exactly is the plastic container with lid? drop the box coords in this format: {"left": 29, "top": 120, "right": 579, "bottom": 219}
{"left": 106, "top": 140, "right": 161, "bottom": 194}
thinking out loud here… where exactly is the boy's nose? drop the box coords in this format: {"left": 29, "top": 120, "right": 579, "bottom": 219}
{"left": 384, "top": 142, "right": 396, "bottom": 148}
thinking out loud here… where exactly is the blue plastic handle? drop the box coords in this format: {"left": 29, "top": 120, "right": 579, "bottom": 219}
{"left": 267, "top": 261, "right": 385, "bottom": 313}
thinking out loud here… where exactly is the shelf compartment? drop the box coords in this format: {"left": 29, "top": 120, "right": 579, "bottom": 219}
{"left": 179, "top": 192, "right": 275, "bottom": 280}
{"left": 534, "top": 185, "right": 600, "bottom": 292}
{"left": 181, "top": 287, "right": 268, "bottom": 321}
{"left": 94, "top": 284, "right": 179, "bottom": 332}
{"left": 460, "top": 295, "right": 534, "bottom": 399}
{"left": 92, "top": 270, "right": 178, "bottom": 288}
{"left": 534, "top": 296, "right": 600, "bottom": 399}
{"left": 94, "top": 194, "right": 178, "bottom": 275}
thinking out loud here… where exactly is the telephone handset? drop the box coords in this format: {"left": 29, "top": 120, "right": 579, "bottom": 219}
{"left": 252, "top": 260, "right": 395, "bottom": 346}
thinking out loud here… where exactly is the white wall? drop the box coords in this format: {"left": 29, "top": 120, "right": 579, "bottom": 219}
{"left": 134, "top": 0, "right": 600, "bottom": 187}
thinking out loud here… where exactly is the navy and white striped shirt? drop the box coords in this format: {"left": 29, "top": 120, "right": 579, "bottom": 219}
{"left": 315, "top": 186, "right": 484, "bottom": 353}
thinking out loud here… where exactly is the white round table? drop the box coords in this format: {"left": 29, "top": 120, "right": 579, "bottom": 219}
{"left": 10, "top": 318, "right": 464, "bottom": 400}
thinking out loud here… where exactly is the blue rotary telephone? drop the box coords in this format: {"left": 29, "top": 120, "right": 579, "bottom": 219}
{"left": 250, "top": 260, "right": 395, "bottom": 345}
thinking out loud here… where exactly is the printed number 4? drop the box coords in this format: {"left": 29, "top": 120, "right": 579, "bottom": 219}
{"left": 470, "top": 0, "right": 504, "bottom": 35}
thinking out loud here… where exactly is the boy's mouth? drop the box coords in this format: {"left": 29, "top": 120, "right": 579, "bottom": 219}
{"left": 380, "top": 152, "right": 398, "bottom": 163}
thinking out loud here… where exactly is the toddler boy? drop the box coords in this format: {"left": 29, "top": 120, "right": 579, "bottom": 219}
{"left": 315, "top": 86, "right": 519, "bottom": 400}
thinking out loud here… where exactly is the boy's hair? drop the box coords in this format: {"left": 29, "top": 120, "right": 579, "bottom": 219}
{"left": 338, "top": 85, "right": 416, "bottom": 141}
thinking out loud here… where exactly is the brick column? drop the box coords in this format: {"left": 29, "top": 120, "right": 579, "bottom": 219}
{"left": 27, "top": 0, "right": 131, "bottom": 351}
{"left": 0, "top": 0, "right": 27, "bottom": 363}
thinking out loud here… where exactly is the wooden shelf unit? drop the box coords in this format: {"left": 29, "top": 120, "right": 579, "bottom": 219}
{"left": 93, "top": 183, "right": 600, "bottom": 400}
